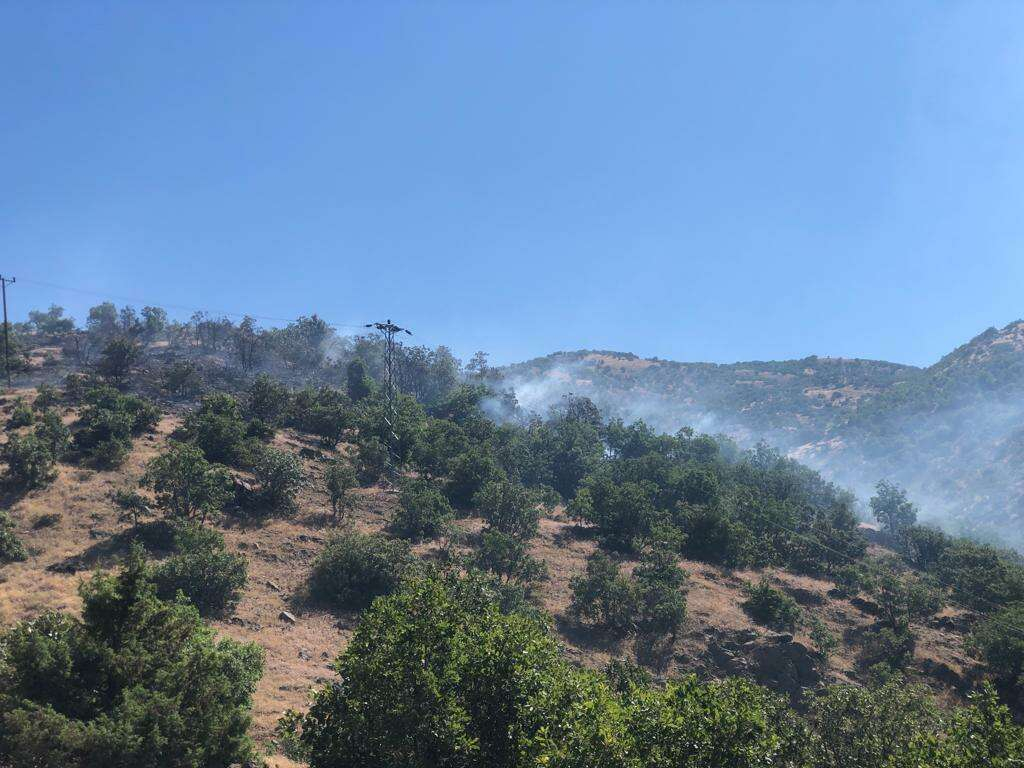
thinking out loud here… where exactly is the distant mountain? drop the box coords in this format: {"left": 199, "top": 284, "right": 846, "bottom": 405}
{"left": 497, "top": 321, "right": 1024, "bottom": 547}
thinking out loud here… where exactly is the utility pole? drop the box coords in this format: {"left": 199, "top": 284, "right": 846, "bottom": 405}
{"left": 0, "top": 275, "right": 14, "bottom": 388}
{"left": 365, "top": 319, "right": 412, "bottom": 473}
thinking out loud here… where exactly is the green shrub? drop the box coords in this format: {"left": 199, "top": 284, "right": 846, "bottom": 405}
{"left": 249, "top": 445, "right": 303, "bottom": 515}
{"left": 0, "top": 548, "right": 263, "bottom": 767}
{"left": 143, "top": 442, "right": 233, "bottom": 524}
{"left": 861, "top": 624, "right": 917, "bottom": 671}
{"left": 325, "top": 460, "right": 358, "bottom": 522}
{"left": 474, "top": 479, "right": 540, "bottom": 540}
{"left": 111, "top": 487, "right": 153, "bottom": 527}
{"left": 152, "top": 524, "right": 247, "bottom": 616}
{"left": 809, "top": 616, "right": 839, "bottom": 662}
{"left": 445, "top": 448, "right": 503, "bottom": 509}
{"left": 806, "top": 676, "right": 939, "bottom": 768}
{"left": 309, "top": 532, "right": 413, "bottom": 610}
{"left": 182, "top": 393, "right": 248, "bottom": 465}
{"left": 473, "top": 529, "right": 548, "bottom": 591}
{"left": 246, "top": 373, "right": 291, "bottom": 424}
{"left": 31, "top": 384, "right": 59, "bottom": 410}
{"left": 355, "top": 435, "right": 388, "bottom": 484}
{"left": 569, "top": 551, "right": 639, "bottom": 637}
{"left": 390, "top": 478, "right": 453, "bottom": 541}
{"left": 2, "top": 433, "right": 56, "bottom": 489}
{"left": 633, "top": 547, "right": 688, "bottom": 640}
{"left": 970, "top": 603, "right": 1024, "bottom": 696}
{"left": 6, "top": 400, "right": 33, "bottom": 430}
{"left": 34, "top": 409, "right": 70, "bottom": 458}
{"left": 73, "top": 385, "right": 158, "bottom": 467}
{"left": 0, "top": 510, "right": 27, "bottom": 564}
{"left": 742, "top": 578, "right": 803, "bottom": 632}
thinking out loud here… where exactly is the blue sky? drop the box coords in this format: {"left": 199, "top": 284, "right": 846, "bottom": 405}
{"left": 2, "top": 2, "right": 1023, "bottom": 367}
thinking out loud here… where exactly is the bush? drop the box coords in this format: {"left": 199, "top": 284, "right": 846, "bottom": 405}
{"left": 143, "top": 442, "right": 233, "bottom": 524}
{"left": 0, "top": 548, "right": 263, "bottom": 767}
{"left": 633, "top": 547, "right": 688, "bottom": 640}
{"left": 473, "top": 479, "right": 540, "bottom": 540}
{"left": 806, "top": 676, "right": 939, "bottom": 768}
{"left": 295, "top": 575, "right": 573, "bottom": 768}
{"left": 34, "top": 409, "right": 70, "bottom": 458}
{"left": 73, "top": 385, "right": 158, "bottom": 467}
{"left": 111, "top": 487, "right": 153, "bottom": 527}
{"left": 809, "top": 616, "right": 839, "bottom": 662}
{"left": 742, "top": 579, "right": 803, "bottom": 632}
{"left": 247, "top": 373, "right": 291, "bottom": 424}
{"left": 250, "top": 446, "right": 304, "bottom": 514}
{"left": 861, "top": 625, "right": 917, "bottom": 670}
{"left": 355, "top": 436, "right": 388, "bottom": 484}
{"left": 390, "top": 478, "right": 453, "bottom": 541}
{"left": 182, "top": 393, "right": 248, "bottom": 465}
{"left": 6, "top": 400, "right": 33, "bottom": 430}
{"left": 569, "top": 479, "right": 660, "bottom": 552}
{"left": 152, "top": 524, "right": 247, "bottom": 616}
{"left": 569, "top": 551, "right": 639, "bottom": 637}
{"left": 162, "top": 359, "right": 202, "bottom": 397}
{"left": 970, "top": 603, "right": 1024, "bottom": 696}
{"left": 31, "top": 384, "right": 59, "bottom": 410}
{"left": 96, "top": 337, "right": 141, "bottom": 382}
{"left": 2, "top": 433, "right": 56, "bottom": 489}
{"left": 309, "top": 532, "right": 413, "bottom": 610}
{"left": 325, "top": 460, "right": 358, "bottom": 522}
{"left": 0, "top": 510, "right": 27, "bottom": 564}
{"left": 474, "top": 529, "right": 548, "bottom": 591}
{"left": 444, "top": 448, "right": 503, "bottom": 509}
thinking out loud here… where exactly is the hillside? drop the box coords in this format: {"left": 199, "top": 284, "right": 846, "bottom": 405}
{"left": 0, "top": 382, "right": 998, "bottom": 760}
{"left": 496, "top": 321, "right": 1024, "bottom": 547}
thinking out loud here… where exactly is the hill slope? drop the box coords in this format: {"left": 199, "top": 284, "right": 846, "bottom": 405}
{"left": 497, "top": 321, "right": 1024, "bottom": 546}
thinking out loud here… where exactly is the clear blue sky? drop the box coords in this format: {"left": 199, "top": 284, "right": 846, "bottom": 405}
{"left": 3, "top": 2, "right": 1023, "bottom": 367}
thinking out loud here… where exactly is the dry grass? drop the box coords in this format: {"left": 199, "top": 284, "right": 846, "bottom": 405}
{"left": 0, "top": 386, "right": 985, "bottom": 761}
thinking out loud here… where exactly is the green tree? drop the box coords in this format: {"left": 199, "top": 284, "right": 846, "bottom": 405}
{"left": 0, "top": 510, "right": 27, "bottom": 564}
{"left": 250, "top": 446, "right": 303, "bottom": 514}
{"left": 569, "top": 551, "right": 639, "bottom": 637}
{"left": 474, "top": 479, "right": 540, "bottom": 540}
{"left": 869, "top": 480, "right": 918, "bottom": 540}
{"left": 346, "top": 358, "right": 374, "bottom": 402}
{"left": 0, "top": 548, "right": 263, "bottom": 768}
{"left": 391, "top": 478, "right": 454, "bottom": 541}
{"left": 309, "top": 532, "right": 413, "bottom": 610}
{"left": 970, "top": 603, "right": 1024, "bottom": 698}
{"left": 325, "top": 460, "right": 358, "bottom": 522}
{"left": 97, "top": 337, "right": 142, "bottom": 383}
{"left": 34, "top": 409, "right": 70, "bottom": 459}
{"left": 182, "top": 392, "right": 248, "bottom": 465}
{"left": 2, "top": 433, "right": 56, "bottom": 489}
{"left": 152, "top": 524, "right": 247, "bottom": 617}
{"left": 142, "top": 442, "right": 232, "bottom": 524}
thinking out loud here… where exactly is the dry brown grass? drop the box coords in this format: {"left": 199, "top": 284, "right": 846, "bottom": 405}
{"left": 0, "top": 386, "right": 985, "bottom": 761}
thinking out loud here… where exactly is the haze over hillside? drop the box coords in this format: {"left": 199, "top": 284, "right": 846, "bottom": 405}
{"left": 496, "top": 320, "right": 1024, "bottom": 548}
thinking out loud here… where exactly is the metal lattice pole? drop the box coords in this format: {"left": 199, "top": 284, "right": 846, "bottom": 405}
{"left": 365, "top": 319, "right": 412, "bottom": 472}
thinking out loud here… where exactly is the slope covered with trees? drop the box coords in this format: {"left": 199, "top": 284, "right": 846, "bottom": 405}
{"left": 2, "top": 301, "right": 1024, "bottom": 766}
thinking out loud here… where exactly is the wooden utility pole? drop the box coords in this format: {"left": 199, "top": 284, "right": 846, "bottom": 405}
{"left": 0, "top": 275, "right": 14, "bottom": 387}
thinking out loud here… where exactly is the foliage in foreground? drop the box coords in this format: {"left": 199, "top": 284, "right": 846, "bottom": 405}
{"left": 286, "top": 573, "right": 1024, "bottom": 768}
{"left": 0, "top": 549, "right": 263, "bottom": 768}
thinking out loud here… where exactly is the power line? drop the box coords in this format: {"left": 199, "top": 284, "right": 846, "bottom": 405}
{"left": 15, "top": 276, "right": 367, "bottom": 331}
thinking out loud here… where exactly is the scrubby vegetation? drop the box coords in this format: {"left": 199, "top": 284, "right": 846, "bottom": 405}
{"left": 6, "top": 300, "right": 1024, "bottom": 765}
{"left": 0, "top": 549, "right": 263, "bottom": 767}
